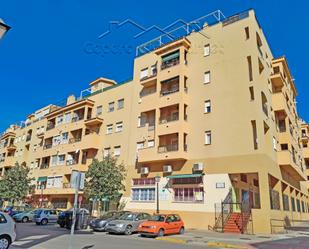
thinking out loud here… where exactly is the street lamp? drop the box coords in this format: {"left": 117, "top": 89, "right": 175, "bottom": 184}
{"left": 155, "top": 175, "right": 161, "bottom": 214}
{"left": 0, "top": 19, "right": 10, "bottom": 40}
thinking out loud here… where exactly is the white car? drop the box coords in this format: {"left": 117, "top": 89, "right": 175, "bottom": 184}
{"left": 0, "top": 212, "right": 16, "bottom": 249}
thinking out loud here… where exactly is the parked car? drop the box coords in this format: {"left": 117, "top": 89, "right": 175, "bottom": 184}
{"left": 89, "top": 211, "right": 131, "bottom": 232}
{"left": 57, "top": 208, "right": 90, "bottom": 228}
{"left": 138, "top": 214, "right": 184, "bottom": 237}
{"left": 12, "top": 210, "right": 38, "bottom": 223}
{"left": 0, "top": 211, "right": 16, "bottom": 249}
{"left": 4, "top": 206, "right": 31, "bottom": 217}
{"left": 105, "top": 212, "right": 151, "bottom": 235}
{"left": 34, "top": 209, "right": 60, "bottom": 225}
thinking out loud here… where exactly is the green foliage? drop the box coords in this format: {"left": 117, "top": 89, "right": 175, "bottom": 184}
{"left": 0, "top": 163, "right": 34, "bottom": 203}
{"left": 84, "top": 154, "right": 126, "bottom": 202}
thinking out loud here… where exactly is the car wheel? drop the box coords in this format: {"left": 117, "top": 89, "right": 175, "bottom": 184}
{"left": 124, "top": 225, "right": 133, "bottom": 235}
{"left": 0, "top": 235, "right": 11, "bottom": 249}
{"left": 179, "top": 227, "right": 185, "bottom": 234}
{"left": 22, "top": 216, "right": 29, "bottom": 223}
{"left": 41, "top": 219, "right": 48, "bottom": 225}
{"left": 157, "top": 228, "right": 164, "bottom": 237}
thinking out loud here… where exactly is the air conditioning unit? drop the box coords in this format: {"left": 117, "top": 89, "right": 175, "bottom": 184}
{"left": 193, "top": 162, "right": 204, "bottom": 172}
{"left": 141, "top": 167, "right": 149, "bottom": 175}
{"left": 163, "top": 165, "right": 172, "bottom": 173}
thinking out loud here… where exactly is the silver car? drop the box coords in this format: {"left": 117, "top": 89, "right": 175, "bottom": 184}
{"left": 34, "top": 209, "right": 60, "bottom": 225}
{"left": 105, "top": 212, "right": 151, "bottom": 235}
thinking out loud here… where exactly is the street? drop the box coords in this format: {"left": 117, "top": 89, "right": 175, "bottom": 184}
{"left": 11, "top": 223, "right": 205, "bottom": 249}
{"left": 10, "top": 222, "right": 309, "bottom": 249}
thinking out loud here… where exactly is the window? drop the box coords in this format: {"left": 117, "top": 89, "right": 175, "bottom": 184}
{"left": 140, "top": 68, "right": 148, "bottom": 79}
{"left": 103, "top": 148, "right": 110, "bottom": 158}
{"left": 64, "top": 113, "right": 71, "bottom": 123}
{"left": 216, "top": 182, "right": 225, "bottom": 189}
{"left": 204, "top": 44, "right": 210, "bottom": 57}
{"left": 61, "top": 132, "right": 68, "bottom": 144}
{"left": 281, "top": 144, "right": 288, "bottom": 151}
{"left": 137, "top": 142, "right": 144, "bottom": 151}
{"left": 272, "top": 137, "right": 277, "bottom": 151}
{"left": 251, "top": 120, "right": 258, "bottom": 150}
{"left": 240, "top": 174, "right": 247, "bottom": 183}
{"left": 253, "top": 179, "right": 259, "bottom": 187}
{"left": 56, "top": 115, "right": 63, "bottom": 126}
{"left": 52, "top": 135, "right": 61, "bottom": 146}
{"left": 114, "top": 146, "right": 121, "bottom": 156}
{"left": 174, "top": 187, "right": 204, "bottom": 202}
{"left": 133, "top": 178, "right": 155, "bottom": 186}
{"left": 96, "top": 105, "right": 103, "bottom": 116}
{"left": 291, "top": 197, "right": 296, "bottom": 211}
{"left": 58, "top": 154, "right": 65, "bottom": 166}
{"left": 51, "top": 155, "right": 57, "bottom": 166}
{"left": 118, "top": 99, "right": 124, "bottom": 109}
{"left": 258, "top": 58, "right": 264, "bottom": 74}
{"left": 148, "top": 140, "right": 155, "bottom": 148}
{"left": 204, "top": 71, "right": 211, "bottom": 84}
{"left": 249, "top": 87, "right": 255, "bottom": 101}
{"left": 132, "top": 188, "right": 155, "bottom": 201}
{"left": 245, "top": 27, "right": 250, "bottom": 39}
{"left": 247, "top": 56, "right": 253, "bottom": 81}
{"left": 108, "top": 102, "right": 114, "bottom": 112}
{"left": 204, "top": 100, "right": 211, "bottom": 113}
{"left": 137, "top": 116, "right": 141, "bottom": 127}
{"left": 106, "top": 124, "right": 113, "bottom": 134}
{"left": 204, "top": 131, "right": 211, "bottom": 145}
{"left": 115, "top": 122, "right": 123, "bottom": 132}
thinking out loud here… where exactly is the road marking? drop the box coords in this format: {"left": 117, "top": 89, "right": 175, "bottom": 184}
{"left": 207, "top": 241, "right": 249, "bottom": 249}
{"left": 155, "top": 237, "right": 187, "bottom": 244}
{"left": 13, "top": 235, "right": 49, "bottom": 246}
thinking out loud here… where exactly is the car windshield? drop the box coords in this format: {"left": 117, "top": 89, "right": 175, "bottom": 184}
{"left": 119, "top": 213, "right": 135, "bottom": 221}
{"left": 36, "top": 210, "right": 43, "bottom": 215}
{"left": 149, "top": 215, "right": 166, "bottom": 222}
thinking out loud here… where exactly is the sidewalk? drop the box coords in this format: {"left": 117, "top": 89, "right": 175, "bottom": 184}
{"left": 156, "top": 229, "right": 309, "bottom": 248}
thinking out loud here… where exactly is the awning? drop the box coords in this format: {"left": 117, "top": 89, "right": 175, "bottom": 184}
{"left": 166, "top": 173, "right": 203, "bottom": 179}
{"left": 162, "top": 51, "right": 180, "bottom": 62}
{"left": 37, "top": 176, "right": 47, "bottom": 182}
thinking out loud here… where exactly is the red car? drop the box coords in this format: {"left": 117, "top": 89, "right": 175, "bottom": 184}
{"left": 138, "top": 214, "right": 185, "bottom": 237}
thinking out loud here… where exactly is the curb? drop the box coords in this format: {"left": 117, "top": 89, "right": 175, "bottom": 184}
{"left": 155, "top": 237, "right": 187, "bottom": 244}
{"left": 207, "top": 241, "right": 249, "bottom": 249}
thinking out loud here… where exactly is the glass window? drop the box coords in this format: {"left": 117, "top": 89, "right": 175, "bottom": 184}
{"left": 204, "top": 71, "right": 211, "bottom": 84}
{"left": 204, "top": 100, "right": 211, "bottom": 113}
{"left": 103, "top": 148, "right": 110, "bottom": 158}
{"left": 106, "top": 124, "right": 113, "bottom": 134}
{"left": 148, "top": 140, "right": 155, "bottom": 148}
{"left": 0, "top": 214, "right": 7, "bottom": 224}
{"left": 140, "top": 68, "right": 148, "bottom": 79}
{"left": 137, "top": 142, "right": 144, "bottom": 150}
{"left": 118, "top": 99, "right": 124, "bottom": 109}
{"left": 64, "top": 113, "right": 71, "bottom": 123}
{"left": 205, "top": 131, "right": 211, "bottom": 145}
{"left": 51, "top": 155, "right": 57, "bottom": 166}
{"left": 114, "top": 146, "right": 121, "bottom": 156}
{"left": 132, "top": 188, "right": 155, "bottom": 201}
{"left": 96, "top": 106, "right": 103, "bottom": 116}
{"left": 204, "top": 44, "right": 210, "bottom": 57}
{"left": 108, "top": 102, "right": 115, "bottom": 112}
{"left": 116, "top": 122, "right": 123, "bottom": 132}
{"left": 58, "top": 155, "right": 65, "bottom": 166}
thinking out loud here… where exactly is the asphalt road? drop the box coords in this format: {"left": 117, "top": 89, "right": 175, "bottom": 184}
{"left": 11, "top": 222, "right": 206, "bottom": 249}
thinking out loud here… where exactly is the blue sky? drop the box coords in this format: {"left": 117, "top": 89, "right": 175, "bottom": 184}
{"left": 0, "top": 0, "right": 309, "bottom": 131}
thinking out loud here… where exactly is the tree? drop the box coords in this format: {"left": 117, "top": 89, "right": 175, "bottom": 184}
{"left": 0, "top": 163, "right": 34, "bottom": 205}
{"left": 84, "top": 155, "right": 126, "bottom": 205}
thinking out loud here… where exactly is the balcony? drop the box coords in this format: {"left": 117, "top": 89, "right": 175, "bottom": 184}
{"left": 272, "top": 92, "right": 289, "bottom": 116}
{"left": 270, "top": 72, "right": 285, "bottom": 90}
{"left": 84, "top": 117, "right": 103, "bottom": 126}
{"left": 36, "top": 130, "right": 45, "bottom": 138}
{"left": 158, "top": 143, "right": 179, "bottom": 153}
{"left": 6, "top": 144, "right": 16, "bottom": 152}
{"left": 277, "top": 150, "right": 306, "bottom": 181}
{"left": 43, "top": 144, "right": 52, "bottom": 150}
{"left": 0, "top": 156, "right": 15, "bottom": 167}
{"left": 46, "top": 122, "right": 55, "bottom": 131}
{"left": 69, "top": 137, "right": 82, "bottom": 144}
{"left": 40, "top": 163, "right": 49, "bottom": 169}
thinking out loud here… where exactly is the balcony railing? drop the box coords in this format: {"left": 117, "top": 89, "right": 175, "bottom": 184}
{"left": 161, "top": 58, "right": 180, "bottom": 70}
{"left": 72, "top": 115, "right": 84, "bottom": 123}
{"left": 158, "top": 143, "right": 178, "bottom": 153}
{"left": 43, "top": 144, "right": 52, "bottom": 150}
{"left": 66, "top": 159, "right": 78, "bottom": 166}
{"left": 159, "top": 114, "right": 179, "bottom": 124}
{"left": 40, "top": 163, "right": 49, "bottom": 169}
{"left": 69, "top": 137, "right": 82, "bottom": 144}
{"left": 160, "top": 88, "right": 179, "bottom": 96}
{"left": 46, "top": 123, "right": 55, "bottom": 131}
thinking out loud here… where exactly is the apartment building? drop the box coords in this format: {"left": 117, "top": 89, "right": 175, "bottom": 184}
{"left": 301, "top": 123, "right": 309, "bottom": 182}
{"left": 0, "top": 9, "right": 309, "bottom": 234}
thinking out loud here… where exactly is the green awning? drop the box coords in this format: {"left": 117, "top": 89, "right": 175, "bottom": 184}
{"left": 162, "top": 51, "right": 180, "bottom": 62}
{"left": 167, "top": 174, "right": 203, "bottom": 179}
{"left": 37, "top": 176, "right": 47, "bottom": 182}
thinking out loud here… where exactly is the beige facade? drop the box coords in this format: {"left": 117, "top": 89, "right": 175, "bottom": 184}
{"left": 1, "top": 9, "right": 309, "bottom": 234}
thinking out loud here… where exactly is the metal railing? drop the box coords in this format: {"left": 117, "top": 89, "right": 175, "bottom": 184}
{"left": 69, "top": 137, "right": 82, "bottom": 144}
{"left": 161, "top": 58, "right": 180, "bottom": 70}
{"left": 159, "top": 114, "right": 179, "bottom": 124}
{"left": 158, "top": 144, "right": 178, "bottom": 153}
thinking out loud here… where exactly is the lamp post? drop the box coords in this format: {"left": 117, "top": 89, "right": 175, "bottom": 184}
{"left": 0, "top": 19, "right": 10, "bottom": 40}
{"left": 155, "top": 175, "right": 161, "bottom": 214}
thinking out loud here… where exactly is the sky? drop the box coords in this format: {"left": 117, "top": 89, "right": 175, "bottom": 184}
{"left": 0, "top": 0, "right": 309, "bottom": 131}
